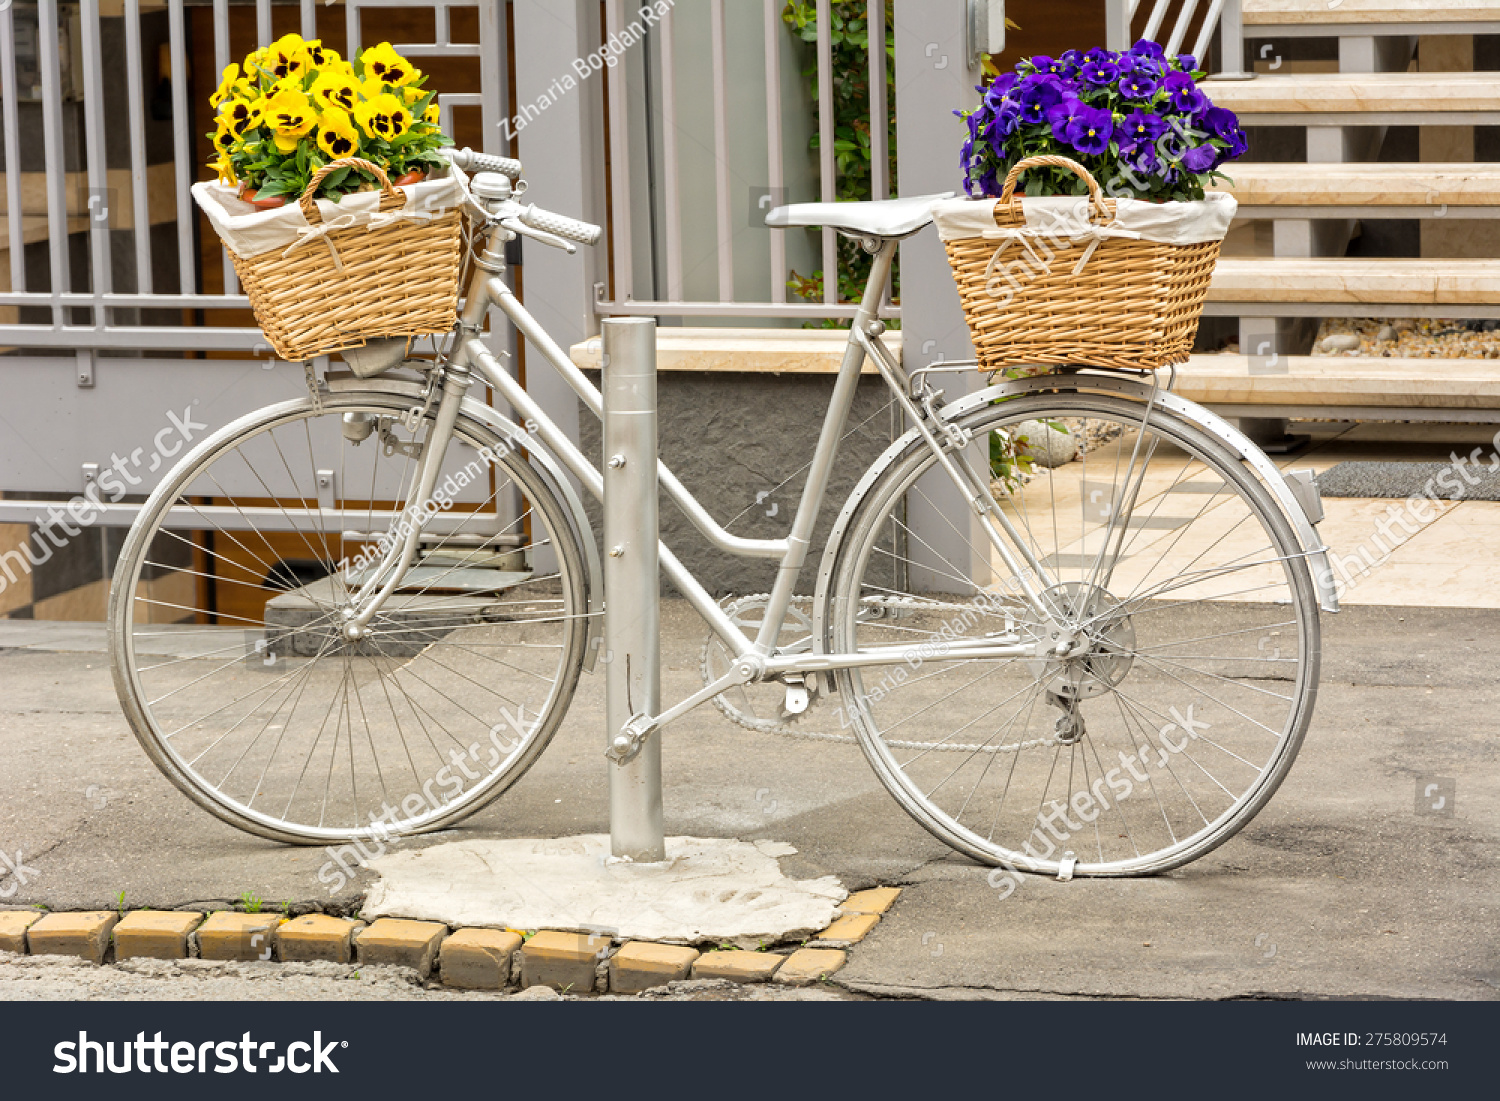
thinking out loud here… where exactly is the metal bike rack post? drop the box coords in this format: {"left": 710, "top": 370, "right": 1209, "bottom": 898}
{"left": 601, "top": 318, "right": 666, "bottom": 862}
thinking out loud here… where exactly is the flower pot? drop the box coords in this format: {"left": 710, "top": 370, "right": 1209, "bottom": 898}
{"left": 238, "top": 189, "right": 287, "bottom": 211}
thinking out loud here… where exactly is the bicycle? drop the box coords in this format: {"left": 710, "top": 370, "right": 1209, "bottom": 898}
{"left": 108, "top": 147, "right": 1338, "bottom": 877}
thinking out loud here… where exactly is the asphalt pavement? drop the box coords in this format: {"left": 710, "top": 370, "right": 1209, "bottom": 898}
{"left": 0, "top": 599, "right": 1495, "bottom": 999}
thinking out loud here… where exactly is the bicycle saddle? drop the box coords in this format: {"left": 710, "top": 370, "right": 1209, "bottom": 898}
{"left": 765, "top": 192, "right": 954, "bottom": 238}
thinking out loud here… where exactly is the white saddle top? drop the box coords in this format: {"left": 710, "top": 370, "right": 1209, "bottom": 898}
{"left": 765, "top": 192, "right": 954, "bottom": 238}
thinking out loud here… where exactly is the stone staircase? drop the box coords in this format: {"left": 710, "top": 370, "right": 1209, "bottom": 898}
{"left": 1179, "top": 0, "right": 1500, "bottom": 434}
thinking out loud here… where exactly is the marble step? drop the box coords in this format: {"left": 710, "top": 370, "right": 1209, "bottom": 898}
{"left": 1207, "top": 258, "right": 1500, "bottom": 316}
{"left": 1244, "top": 0, "right": 1500, "bottom": 34}
{"left": 1178, "top": 354, "right": 1500, "bottom": 414}
{"left": 1202, "top": 71, "right": 1500, "bottom": 125}
{"left": 1212, "top": 162, "right": 1500, "bottom": 217}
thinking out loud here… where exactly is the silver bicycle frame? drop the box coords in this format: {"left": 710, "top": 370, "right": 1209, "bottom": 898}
{"left": 345, "top": 217, "right": 1335, "bottom": 733}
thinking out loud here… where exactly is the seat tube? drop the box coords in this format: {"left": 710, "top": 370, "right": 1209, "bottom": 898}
{"left": 754, "top": 239, "right": 898, "bottom": 654}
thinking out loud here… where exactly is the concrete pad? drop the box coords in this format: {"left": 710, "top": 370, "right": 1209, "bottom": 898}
{"left": 363, "top": 835, "right": 846, "bottom": 945}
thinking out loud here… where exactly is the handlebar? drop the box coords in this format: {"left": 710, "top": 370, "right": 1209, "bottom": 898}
{"left": 448, "top": 147, "right": 523, "bottom": 180}
{"left": 518, "top": 204, "right": 603, "bottom": 247}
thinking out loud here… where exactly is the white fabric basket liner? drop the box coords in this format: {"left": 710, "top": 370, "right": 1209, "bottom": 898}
{"left": 932, "top": 190, "right": 1237, "bottom": 247}
{"left": 191, "top": 166, "right": 469, "bottom": 260}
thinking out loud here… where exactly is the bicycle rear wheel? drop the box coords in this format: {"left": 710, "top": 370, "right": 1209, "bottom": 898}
{"left": 109, "top": 390, "right": 589, "bottom": 844}
{"left": 828, "top": 392, "right": 1320, "bottom": 875}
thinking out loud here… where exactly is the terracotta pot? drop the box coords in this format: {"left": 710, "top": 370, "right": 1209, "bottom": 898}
{"left": 391, "top": 169, "right": 428, "bottom": 188}
{"left": 239, "top": 189, "right": 287, "bottom": 211}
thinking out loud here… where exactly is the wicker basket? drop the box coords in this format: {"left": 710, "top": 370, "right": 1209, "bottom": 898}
{"left": 942, "top": 155, "right": 1222, "bottom": 372}
{"left": 223, "top": 158, "right": 464, "bottom": 362}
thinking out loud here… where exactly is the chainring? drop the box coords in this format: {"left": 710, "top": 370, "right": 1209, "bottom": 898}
{"left": 700, "top": 594, "right": 816, "bottom": 734}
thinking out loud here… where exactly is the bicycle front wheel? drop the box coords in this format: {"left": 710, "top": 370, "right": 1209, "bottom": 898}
{"left": 828, "top": 392, "right": 1320, "bottom": 876}
{"left": 109, "top": 390, "right": 589, "bottom": 844}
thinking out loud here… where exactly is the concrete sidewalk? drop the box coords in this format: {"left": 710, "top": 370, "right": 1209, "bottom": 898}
{"left": 1, "top": 595, "right": 1496, "bottom": 1000}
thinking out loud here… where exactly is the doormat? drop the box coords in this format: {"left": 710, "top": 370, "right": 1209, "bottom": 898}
{"left": 1314, "top": 460, "right": 1500, "bottom": 501}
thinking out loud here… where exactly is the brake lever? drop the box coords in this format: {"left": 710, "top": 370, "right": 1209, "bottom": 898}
{"left": 499, "top": 217, "right": 577, "bottom": 255}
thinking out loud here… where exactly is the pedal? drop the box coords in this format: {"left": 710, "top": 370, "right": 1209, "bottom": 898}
{"left": 782, "top": 676, "right": 810, "bottom": 717}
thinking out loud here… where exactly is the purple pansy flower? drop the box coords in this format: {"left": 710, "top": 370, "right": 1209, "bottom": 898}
{"left": 1180, "top": 143, "right": 1219, "bottom": 173}
{"left": 1174, "top": 53, "right": 1198, "bottom": 72}
{"left": 1063, "top": 103, "right": 1113, "bottom": 156}
{"left": 1015, "top": 74, "right": 1067, "bottom": 124}
{"left": 1046, "top": 96, "right": 1086, "bottom": 144}
{"left": 1080, "top": 56, "right": 1120, "bottom": 85}
{"left": 1118, "top": 65, "right": 1161, "bottom": 100}
{"left": 1119, "top": 109, "right": 1167, "bottom": 151}
{"left": 1163, "top": 72, "right": 1207, "bottom": 115}
{"left": 1130, "top": 38, "right": 1166, "bottom": 61}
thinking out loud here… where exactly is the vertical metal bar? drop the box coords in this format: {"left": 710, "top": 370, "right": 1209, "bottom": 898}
{"left": 601, "top": 317, "right": 664, "bottom": 864}
{"left": 815, "top": 0, "right": 835, "bottom": 305}
{"left": 169, "top": 0, "right": 194, "bottom": 294}
{"left": 345, "top": 2, "right": 361, "bottom": 58}
{"left": 213, "top": 0, "right": 237, "bottom": 296}
{"left": 125, "top": 0, "right": 151, "bottom": 294}
{"left": 762, "top": 0, "right": 784, "bottom": 302}
{"left": 477, "top": 0, "right": 504, "bottom": 161}
{"left": 1105, "top": 0, "right": 1131, "bottom": 52}
{"left": 1215, "top": 0, "right": 1248, "bottom": 79}
{"left": 256, "top": 0, "right": 272, "bottom": 46}
{"left": 709, "top": 0, "right": 733, "bottom": 302}
{"left": 300, "top": 0, "right": 316, "bottom": 39}
{"left": 658, "top": 8, "right": 683, "bottom": 300}
{"left": 1, "top": 6, "right": 26, "bottom": 292}
{"left": 39, "top": 0, "right": 71, "bottom": 325}
{"left": 868, "top": 0, "right": 888, "bottom": 202}
{"left": 1142, "top": 0, "right": 1172, "bottom": 44}
{"left": 605, "top": 0, "right": 633, "bottom": 303}
{"left": 1164, "top": 0, "right": 1200, "bottom": 57}
{"left": 80, "top": 0, "right": 113, "bottom": 323}
{"left": 434, "top": 2, "right": 450, "bottom": 46}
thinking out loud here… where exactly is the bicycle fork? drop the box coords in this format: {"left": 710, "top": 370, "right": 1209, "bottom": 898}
{"left": 341, "top": 363, "right": 474, "bottom": 639}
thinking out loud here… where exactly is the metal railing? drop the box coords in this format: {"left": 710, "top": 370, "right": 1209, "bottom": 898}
{"left": 1106, "top": 0, "right": 1248, "bottom": 79}
{"left": 0, "top": 0, "right": 506, "bottom": 351}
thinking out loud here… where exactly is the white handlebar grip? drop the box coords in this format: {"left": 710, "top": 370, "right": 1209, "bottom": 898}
{"left": 520, "top": 204, "right": 603, "bottom": 247}
{"left": 449, "top": 147, "right": 523, "bottom": 180}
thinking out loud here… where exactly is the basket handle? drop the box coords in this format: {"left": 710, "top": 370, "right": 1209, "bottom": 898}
{"left": 997, "top": 155, "right": 1110, "bottom": 224}
{"left": 298, "top": 158, "right": 404, "bottom": 221}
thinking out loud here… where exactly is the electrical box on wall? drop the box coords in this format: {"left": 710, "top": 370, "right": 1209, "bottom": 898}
{"left": 5, "top": 2, "right": 85, "bottom": 102}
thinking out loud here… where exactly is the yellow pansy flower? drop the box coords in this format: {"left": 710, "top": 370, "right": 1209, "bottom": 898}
{"left": 261, "top": 88, "right": 317, "bottom": 152}
{"left": 353, "top": 93, "right": 411, "bottom": 141}
{"left": 211, "top": 120, "right": 237, "bottom": 154}
{"left": 310, "top": 69, "right": 359, "bottom": 113}
{"left": 265, "top": 33, "right": 310, "bottom": 81}
{"left": 423, "top": 103, "right": 440, "bottom": 125}
{"left": 305, "top": 39, "right": 340, "bottom": 69}
{"left": 316, "top": 107, "right": 360, "bottom": 159}
{"left": 209, "top": 153, "right": 237, "bottom": 186}
{"left": 220, "top": 97, "right": 258, "bottom": 137}
{"left": 402, "top": 85, "right": 426, "bottom": 106}
{"left": 360, "top": 42, "right": 419, "bottom": 87}
{"left": 210, "top": 63, "right": 241, "bottom": 107}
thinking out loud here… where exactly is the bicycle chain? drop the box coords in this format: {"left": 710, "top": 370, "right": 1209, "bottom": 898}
{"left": 700, "top": 594, "right": 1066, "bottom": 755}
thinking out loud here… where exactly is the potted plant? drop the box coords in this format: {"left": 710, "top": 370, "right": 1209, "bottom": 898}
{"left": 934, "top": 40, "right": 1248, "bottom": 373}
{"left": 205, "top": 33, "right": 453, "bottom": 207}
